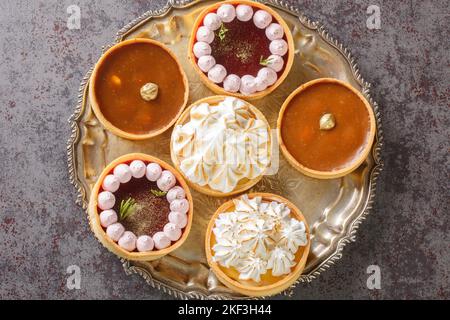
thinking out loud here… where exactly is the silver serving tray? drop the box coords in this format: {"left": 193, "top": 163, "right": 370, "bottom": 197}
{"left": 67, "top": 0, "right": 383, "bottom": 299}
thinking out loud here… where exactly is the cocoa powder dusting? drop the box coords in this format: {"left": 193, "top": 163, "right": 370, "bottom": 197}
{"left": 113, "top": 177, "right": 170, "bottom": 237}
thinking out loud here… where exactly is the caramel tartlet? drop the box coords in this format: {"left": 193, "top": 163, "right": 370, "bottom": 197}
{"left": 278, "top": 78, "right": 376, "bottom": 179}
{"left": 205, "top": 193, "right": 310, "bottom": 297}
{"left": 188, "top": 0, "right": 294, "bottom": 100}
{"left": 89, "top": 38, "right": 189, "bottom": 140}
{"left": 88, "top": 153, "right": 193, "bottom": 261}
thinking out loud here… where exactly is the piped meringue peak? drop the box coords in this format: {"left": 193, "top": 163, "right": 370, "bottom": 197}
{"left": 96, "top": 160, "right": 189, "bottom": 253}
{"left": 192, "top": 2, "right": 289, "bottom": 95}
{"left": 172, "top": 97, "right": 270, "bottom": 193}
{"left": 211, "top": 195, "right": 308, "bottom": 283}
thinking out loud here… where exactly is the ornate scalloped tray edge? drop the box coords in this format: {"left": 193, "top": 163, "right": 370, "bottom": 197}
{"left": 67, "top": 0, "right": 383, "bottom": 299}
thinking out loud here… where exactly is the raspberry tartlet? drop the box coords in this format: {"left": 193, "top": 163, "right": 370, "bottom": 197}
{"left": 88, "top": 153, "right": 193, "bottom": 261}
{"left": 188, "top": 0, "right": 294, "bottom": 100}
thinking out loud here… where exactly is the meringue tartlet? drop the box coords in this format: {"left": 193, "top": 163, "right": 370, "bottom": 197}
{"left": 170, "top": 96, "right": 271, "bottom": 197}
{"left": 89, "top": 38, "right": 189, "bottom": 140}
{"left": 205, "top": 193, "right": 310, "bottom": 297}
{"left": 88, "top": 153, "right": 193, "bottom": 261}
{"left": 278, "top": 78, "right": 376, "bottom": 179}
{"left": 188, "top": 0, "right": 294, "bottom": 100}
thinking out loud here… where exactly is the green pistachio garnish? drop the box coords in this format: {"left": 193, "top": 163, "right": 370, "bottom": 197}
{"left": 319, "top": 113, "right": 336, "bottom": 130}
{"left": 119, "top": 197, "right": 136, "bottom": 220}
{"left": 218, "top": 23, "right": 228, "bottom": 41}
{"left": 150, "top": 189, "right": 167, "bottom": 197}
{"left": 259, "top": 55, "right": 274, "bottom": 66}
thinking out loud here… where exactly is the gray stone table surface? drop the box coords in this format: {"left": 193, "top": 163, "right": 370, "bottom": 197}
{"left": 0, "top": 0, "right": 448, "bottom": 299}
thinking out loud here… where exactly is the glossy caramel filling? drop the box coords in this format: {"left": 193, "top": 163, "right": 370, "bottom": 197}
{"left": 93, "top": 42, "right": 186, "bottom": 134}
{"left": 281, "top": 83, "right": 371, "bottom": 172}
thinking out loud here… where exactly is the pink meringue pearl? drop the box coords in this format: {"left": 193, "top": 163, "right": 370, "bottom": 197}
{"left": 265, "top": 23, "right": 284, "bottom": 40}
{"left": 203, "top": 12, "right": 221, "bottom": 31}
{"left": 217, "top": 4, "right": 236, "bottom": 23}
{"left": 266, "top": 54, "right": 284, "bottom": 72}
{"left": 197, "top": 55, "right": 216, "bottom": 72}
{"left": 136, "top": 235, "right": 154, "bottom": 252}
{"left": 253, "top": 10, "right": 272, "bottom": 29}
{"left": 193, "top": 41, "right": 211, "bottom": 58}
{"left": 99, "top": 209, "right": 118, "bottom": 228}
{"left": 257, "top": 67, "right": 277, "bottom": 86}
{"left": 223, "top": 74, "right": 241, "bottom": 92}
{"left": 169, "top": 211, "right": 188, "bottom": 229}
{"left": 269, "top": 39, "right": 288, "bottom": 56}
{"left": 196, "top": 26, "right": 214, "bottom": 43}
{"left": 170, "top": 199, "right": 189, "bottom": 214}
{"left": 163, "top": 223, "right": 182, "bottom": 241}
{"left": 102, "top": 174, "right": 119, "bottom": 193}
{"left": 97, "top": 191, "right": 115, "bottom": 210}
{"left": 208, "top": 64, "right": 227, "bottom": 83}
{"left": 153, "top": 232, "right": 171, "bottom": 250}
{"left": 146, "top": 162, "right": 162, "bottom": 181}
{"left": 113, "top": 164, "right": 132, "bottom": 183}
{"left": 129, "top": 160, "right": 146, "bottom": 178}
{"left": 166, "top": 186, "right": 186, "bottom": 203}
{"left": 157, "top": 170, "right": 177, "bottom": 192}
{"left": 106, "top": 222, "right": 124, "bottom": 242}
{"left": 255, "top": 76, "right": 268, "bottom": 92}
{"left": 118, "top": 231, "right": 137, "bottom": 252}
{"left": 240, "top": 75, "right": 257, "bottom": 95}
{"left": 236, "top": 4, "right": 253, "bottom": 21}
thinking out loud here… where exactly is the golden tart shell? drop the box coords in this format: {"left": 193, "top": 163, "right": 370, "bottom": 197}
{"left": 88, "top": 153, "right": 193, "bottom": 261}
{"left": 277, "top": 78, "right": 377, "bottom": 179}
{"left": 205, "top": 192, "right": 310, "bottom": 297}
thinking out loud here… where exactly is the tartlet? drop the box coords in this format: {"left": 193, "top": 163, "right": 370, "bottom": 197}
{"left": 277, "top": 78, "right": 376, "bottom": 179}
{"left": 89, "top": 38, "right": 189, "bottom": 140}
{"left": 88, "top": 153, "right": 193, "bottom": 261}
{"left": 170, "top": 95, "right": 272, "bottom": 197}
{"left": 188, "top": 0, "right": 294, "bottom": 100}
{"left": 205, "top": 193, "right": 310, "bottom": 297}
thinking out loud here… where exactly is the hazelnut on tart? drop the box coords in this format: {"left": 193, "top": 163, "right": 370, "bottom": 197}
{"left": 188, "top": 0, "right": 294, "bottom": 100}
{"left": 170, "top": 96, "right": 272, "bottom": 197}
{"left": 88, "top": 153, "right": 193, "bottom": 261}
{"left": 89, "top": 38, "right": 189, "bottom": 140}
{"left": 205, "top": 193, "right": 310, "bottom": 297}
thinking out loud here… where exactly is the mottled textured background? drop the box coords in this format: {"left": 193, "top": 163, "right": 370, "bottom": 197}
{"left": 0, "top": 0, "right": 448, "bottom": 300}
